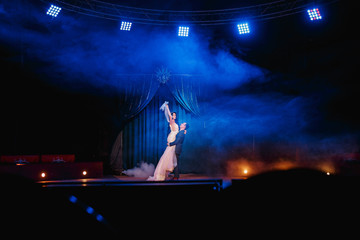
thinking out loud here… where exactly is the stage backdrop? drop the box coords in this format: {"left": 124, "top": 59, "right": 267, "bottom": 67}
{"left": 110, "top": 73, "right": 203, "bottom": 174}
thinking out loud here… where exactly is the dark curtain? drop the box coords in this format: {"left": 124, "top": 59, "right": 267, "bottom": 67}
{"left": 110, "top": 74, "right": 201, "bottom": 174}
{"left": 109, "top": 75, "right": 159, "bottom": 173}
{"left": 122, "top": 87, "right": 169, "bottom": 169}
{"left": 168, "top": 75, "right": 201, "bottom": 117}
{"left": 118, "top": 75, "right": 160, "bottom": 120}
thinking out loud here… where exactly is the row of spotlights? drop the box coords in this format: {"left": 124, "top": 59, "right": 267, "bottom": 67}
{"left": 47, "top": 4, "right": 323, "bottom": 35}
{"left": 68, "top": 195, "right": 105, "bottom": 223}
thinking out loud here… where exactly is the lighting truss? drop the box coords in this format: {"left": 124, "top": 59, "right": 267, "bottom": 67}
{"left": 41, "top": 0, "right": 337, "bottom": 25}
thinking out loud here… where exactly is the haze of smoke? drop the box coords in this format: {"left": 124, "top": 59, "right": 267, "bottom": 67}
{"left": 122, "top": 162, "right": 155, "bottom": 178}
{"left": 0, "top": 1, "right": 266, "bottom": 94}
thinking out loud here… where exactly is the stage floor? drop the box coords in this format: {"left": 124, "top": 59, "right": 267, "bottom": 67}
{"left": 38, "top": 173, "right": 237, "bottom": 189}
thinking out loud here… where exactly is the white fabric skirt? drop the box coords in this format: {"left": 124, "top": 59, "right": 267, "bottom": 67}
{"left": 147, "top": 145, "right": 177, "bottom": 181}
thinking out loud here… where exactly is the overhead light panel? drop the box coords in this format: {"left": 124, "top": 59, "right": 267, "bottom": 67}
{"left": 120, "top": 21, "right": 132, "bottom": 31}
{"left": 46, "top": 5, "right": 62, "bottom": 17}
{"left": 178, "top": 26, "right": 189, "bottom": 37}
{"left": 237, "top": 23, "right": 250, "bottom": 35}
{"left": 307, "top": 8, "right": 322, "bottom": 21}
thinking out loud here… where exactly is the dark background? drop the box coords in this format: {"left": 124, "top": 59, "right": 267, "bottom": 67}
{"left": 0, "top": 0, "right": 358, "bottom": 174}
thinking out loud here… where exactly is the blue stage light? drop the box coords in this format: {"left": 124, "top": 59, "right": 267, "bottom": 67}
{"left": 96, "top": 214, "right": 104, "bottom": 222}
{"left": 307, "top": 8, "right": 322, "bottom": 21}
{"left": 46, "top": 5, "right": 62, "bottom": 17}
{"left": 237, "top": 23, "right": 250, "bottom": 35}
{"left": 178, "top": 26, "right": 189, "bottom": 37}
{"left": 120, "top": 21, "right": 132, "bottom": 31}
{"left": 86, "top": 206, "right": 94, "bottom": 214}
{"left": 68, "top": 195, "right": 78, "bottom": 203}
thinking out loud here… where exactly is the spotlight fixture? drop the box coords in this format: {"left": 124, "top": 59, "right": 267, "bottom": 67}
{"left": 307, "top": 8, "right": 322, "bottom": 21}
{"left": 46, "top": 5, "right": 62, "bottom": 17}
{"left": 237, "top": 23, "right": 250, "bottom": 35}
{"left": 120, "top": 21, "right": 132, "bottom": 31}
{"left": 178, "top": 26, "right": 189, "bottom": 37}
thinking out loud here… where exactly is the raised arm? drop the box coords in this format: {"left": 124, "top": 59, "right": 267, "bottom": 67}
{"left": 160, "top": 101, "right": 171, "bottom": 123}
{"left": 165, "top": 104, "right": 174, "bottom": 122}
{"left": 166, "top": 104, "right": 177, "bottom": 129}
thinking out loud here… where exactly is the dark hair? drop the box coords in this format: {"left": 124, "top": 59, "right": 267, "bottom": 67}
{"left": 171, "top": 112, "right": 179, "bottom": 126}
{"left": 184, "top": 123, "right": 190, "bottom": 130}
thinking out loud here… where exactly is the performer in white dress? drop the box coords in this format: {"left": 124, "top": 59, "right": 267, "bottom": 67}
{"left": 147, "top": 101, "right": 178, "bottom": 181}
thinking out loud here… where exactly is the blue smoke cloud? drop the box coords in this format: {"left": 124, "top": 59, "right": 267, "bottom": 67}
{"left": 0, "top": 1, "right": 266, "bottom": 93}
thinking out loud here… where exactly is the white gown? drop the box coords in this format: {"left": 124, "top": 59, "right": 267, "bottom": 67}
{"left": 147, "top": 104, "right": 179, "bottom": 181}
